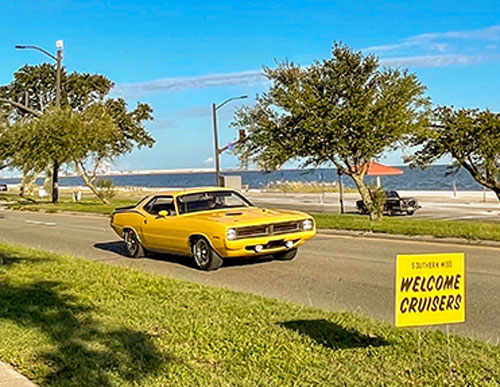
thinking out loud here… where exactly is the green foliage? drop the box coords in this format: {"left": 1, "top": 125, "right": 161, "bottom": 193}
{"left": 367, "top": 186, "right": 386, "bottom": 220}
{"left": 0, "top": 63, "right": 113, "bottom": 118}
{"left": 96, "top": 178, "right": 117, "bottom": 201}
{"left": 232, "top": 43, "right": 430, "bottom": 220}
{"left": 408, "top": 107, "right": 500, "bottom": 199}
{"left": 0, "top": 64, "right": 155, "bottom": 203}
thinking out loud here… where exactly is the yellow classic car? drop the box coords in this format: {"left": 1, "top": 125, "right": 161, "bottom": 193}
{"left": 110, "top": 187, "right": 316, "bottom": 270}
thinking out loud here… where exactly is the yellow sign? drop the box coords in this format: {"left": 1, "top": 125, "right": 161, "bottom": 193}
{"left": 395, "top": 253, "right": 465, "bottom": 327}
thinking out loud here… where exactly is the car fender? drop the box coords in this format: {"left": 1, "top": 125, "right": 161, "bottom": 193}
{"left": 188, "top": 232, "right": 222, "bottom": 256}
{"left": 123, "top": 226, "right": 145, "bottom": 246}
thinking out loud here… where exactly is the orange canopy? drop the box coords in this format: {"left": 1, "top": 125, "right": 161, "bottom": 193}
{"left": 364, "top": 162, "right": 403, "bottom": 176}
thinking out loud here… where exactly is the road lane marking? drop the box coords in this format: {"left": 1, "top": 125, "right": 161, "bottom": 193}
{"left": 25, "top": 220, "right": 56, "bottom": 227}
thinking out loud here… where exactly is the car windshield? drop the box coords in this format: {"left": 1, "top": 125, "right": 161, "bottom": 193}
{"left": 177, "top": 191, "right": 253, "bottom": 214}
{"left": 385, "top": 191, "right": 399, "bottom": 198}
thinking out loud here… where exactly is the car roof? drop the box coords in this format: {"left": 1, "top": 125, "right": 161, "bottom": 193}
{"left": 149, "top": 187, "right": 237, "bottom": 198}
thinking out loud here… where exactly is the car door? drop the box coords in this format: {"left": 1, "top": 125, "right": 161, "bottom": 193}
{"left": 141, "top": 196, "right": 179, "bottom": 252}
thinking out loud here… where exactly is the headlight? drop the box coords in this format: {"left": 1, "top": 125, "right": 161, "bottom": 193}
{"left": 303, "top": 219, "right": 313, "bottom": 231}
{"left": 226, "top": 228, "right": 237, "bottom": 240}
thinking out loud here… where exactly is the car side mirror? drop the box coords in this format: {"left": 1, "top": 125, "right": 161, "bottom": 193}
{"left": 158, "top": 210, "right": 168, "bottom": 218}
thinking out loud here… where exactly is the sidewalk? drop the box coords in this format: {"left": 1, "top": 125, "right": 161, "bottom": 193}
{"left": 0, "top": 361, "right": 36, "bottom": 387}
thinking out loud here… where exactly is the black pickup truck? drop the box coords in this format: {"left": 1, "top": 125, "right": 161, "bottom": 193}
{"left": 356, "top": 190, "right": 421, "bottom": 216}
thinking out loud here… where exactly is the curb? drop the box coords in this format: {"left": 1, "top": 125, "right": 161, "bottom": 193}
{"left": 0, "top": 361, "right": 37, "bottom": 386}
{"left": 318, "top": 229, "right": 500, "bottom": 249}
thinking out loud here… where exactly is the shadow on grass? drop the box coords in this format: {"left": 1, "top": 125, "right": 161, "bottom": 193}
{"left": 0, "top": 253, "right": 51, "bottom": 267}
{"left": 0, "top": 279, "right": 169, "bottom": 386}
{"left": 94, "top": 241, "right": 276, "bottom": 269}
{"left": 279, "top": 319, "right": 388, "bottom": 350}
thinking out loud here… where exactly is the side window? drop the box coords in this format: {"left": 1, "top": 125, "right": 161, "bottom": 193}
{"left": 144, "top": 196, "right": 176, "bottom": 216}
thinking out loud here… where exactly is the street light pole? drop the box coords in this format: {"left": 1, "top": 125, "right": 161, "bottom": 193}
{"left": 15, "top": 40, "right": 64, "bottom": 203}
{"left": 212, "top": 95, "right": 247, "bottom": 187}
{"left": 212, "top": 102, "right": 221, "bottom": 187}
{"left": 52, "top": 40, "right": 64, "bottom": 203}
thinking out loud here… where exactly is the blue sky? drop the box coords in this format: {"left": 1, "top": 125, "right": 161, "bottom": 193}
{"left": 1, "top": 0, "right": 500, "bottom": 171}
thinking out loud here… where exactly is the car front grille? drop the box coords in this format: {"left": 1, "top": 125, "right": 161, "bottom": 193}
{"left": 236, "top": 221, "right": 302, "bottom": 239}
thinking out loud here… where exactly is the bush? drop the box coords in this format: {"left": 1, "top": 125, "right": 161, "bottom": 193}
{"left": 96, "top": 178, "right": 116, "bottom": 201}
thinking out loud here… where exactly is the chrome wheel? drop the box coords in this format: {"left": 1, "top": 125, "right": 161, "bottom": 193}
{"left": 124, "top": 230, "right": 145, "bottom": 258}
{"left": 194, "top": 238, "right": 210, "bottom": 267}
{"left": 191, "top": 237, "right": 223, "bottom": 271}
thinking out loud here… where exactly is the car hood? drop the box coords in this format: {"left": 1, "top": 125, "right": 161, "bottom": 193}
{"left": 184, "top": 207, "right": 310, "bottom": 227}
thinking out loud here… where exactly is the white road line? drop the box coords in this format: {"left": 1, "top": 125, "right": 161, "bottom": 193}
{"left": 25, "top": 220, "right": 56, "bottom": 227}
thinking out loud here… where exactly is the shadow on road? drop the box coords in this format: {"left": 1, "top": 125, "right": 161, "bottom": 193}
{"left": 0, "top": 256, "right": 169, "bottom": 385}
{"left": 94, "top": 240, "right": 277, "bottom": 270}
{"left": 94, "top": 241, "right": 127, "bottom": 255}
{"left": 279, "top": 319, "right": 388, "bottom": 350}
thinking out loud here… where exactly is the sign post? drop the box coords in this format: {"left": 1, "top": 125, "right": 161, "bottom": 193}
{"left": 395, "top": 253, "right": 465, "bottom": 373}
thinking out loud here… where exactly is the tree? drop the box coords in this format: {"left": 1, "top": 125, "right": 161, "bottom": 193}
{"left": 0, "top": 64, "right": 154, "bottom": 202}
{"left": 408, "top": 106, "right": 500, "bottom": 201}
{"left": 232, "top": 43, "right": 430, "bottom": 220}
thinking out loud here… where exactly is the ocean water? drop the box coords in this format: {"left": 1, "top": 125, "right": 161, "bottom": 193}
{"left": 0, "top": 165, "right": 486, "bottom": 191}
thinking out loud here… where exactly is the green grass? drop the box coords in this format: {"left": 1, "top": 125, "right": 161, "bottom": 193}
{"left": 265, "top": 181, "right": 358, "bottom": 193}
{"left": 0, "top": 193, "right": 137, "bottom": 215}
{"left": 0, "top": 243, "right": 499, "bottom": 386}
{"left": 313, "top": 213, "right": 500, "bottom": 242}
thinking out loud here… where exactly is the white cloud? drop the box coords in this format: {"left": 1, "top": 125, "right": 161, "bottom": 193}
{"left": 365, "top": 24, "right": 500, "bottom": 54}
{"left": 112, "top": 70, "right": 267, "bottom": 98}
{"left": 364, "top": 24, "right": 500, "bottom": 69}
{"left": 204, "top": 157, "right": 214, "bottom": 165}
{"left": 380, "top": 54, "right": 485, "bottom": 68}
{"left": 415, "top": 24, "right": 500, "bottom": 41}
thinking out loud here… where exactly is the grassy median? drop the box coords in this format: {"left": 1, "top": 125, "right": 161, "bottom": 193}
{"left": 0, "top": 192, "right": 137, "bottom": 215}
{"left": 0, "top": 243, "right": 499, "bottom": 386}
{"left": 313, "top": 213, "right": 500, "bottom": 242}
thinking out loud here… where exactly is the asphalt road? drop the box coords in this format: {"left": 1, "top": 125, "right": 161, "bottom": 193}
{"left": 1, "top": 209, "right": 499, "bottom": 344}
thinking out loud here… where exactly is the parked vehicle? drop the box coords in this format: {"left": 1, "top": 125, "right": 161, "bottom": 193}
{"left": 356, "top": 190, "right": 421, "bottom": 216}
{"left": 110, "top": 187, "right": 316, "bottom": 270}
{"left": 0, "top": 184, "right": 7, "bottom": 192}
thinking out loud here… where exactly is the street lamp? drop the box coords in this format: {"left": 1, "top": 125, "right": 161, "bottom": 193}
{"left": 15, "top": 40, "right": 64, "bottom": 203}
{"left": 212, "top": 95, "right": 248, "bottom": 186}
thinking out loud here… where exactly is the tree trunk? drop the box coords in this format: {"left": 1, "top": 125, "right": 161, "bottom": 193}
{"left": 74, "top": 161, "right": 110, "bottom": 204}
{"left": 492, "top": 187, "right": 500, "bottom": 204}
{"left": 43, "top": 163, "right": 53, "bottom": 198}
{"left": 350, "top": 173, "right": 383, "bottom": 221}
{"left": 20, "top": 171, "right": 39, "bottom": 198}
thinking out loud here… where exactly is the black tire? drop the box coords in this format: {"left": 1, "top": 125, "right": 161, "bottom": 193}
{"left": 274, "top": 248, "right": 298, "bottom": 261}
{"left": 192, "top": 237, "right": 223, "bottom": 271}
{"left": 124, "top": 229, "right": 146, "bottom": 258}
{"left": 407, "top": 210, "right": 415, "bottom": 216}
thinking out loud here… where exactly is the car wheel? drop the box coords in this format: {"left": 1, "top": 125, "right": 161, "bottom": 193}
{"left": 124, "top": 229, "right": 145, "bottom": 258}
{"left": 192, "top": 237, "right": 223, "bottom": 271}
{"left": 407, "top": 210, "right": 415, "bottom": 216}
{"left": 274, "top": 248, "right": 298, "bottom": 261}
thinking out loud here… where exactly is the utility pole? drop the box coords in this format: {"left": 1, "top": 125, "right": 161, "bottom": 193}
{"left": 15, "top": 40, "right": 64, "bottom": 203}
{"left": 53, "top": 40, "right": 64, "bottom": 203}
{"left": 212, "top": 95, "right": 247, "bottom": 187}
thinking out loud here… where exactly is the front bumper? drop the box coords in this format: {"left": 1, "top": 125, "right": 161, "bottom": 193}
{"left": 216, "top": 229, "right": 316, "bottom": 258}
